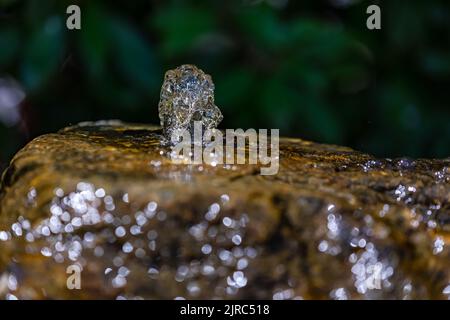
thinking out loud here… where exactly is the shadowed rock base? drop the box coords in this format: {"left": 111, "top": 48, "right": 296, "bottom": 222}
{"left": 0, "top": 121, "right": 449, "bottom": 299}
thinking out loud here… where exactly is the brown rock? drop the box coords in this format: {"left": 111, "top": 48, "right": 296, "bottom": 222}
{"left": 0, "top": 121, "right": 449, "bottom": 299}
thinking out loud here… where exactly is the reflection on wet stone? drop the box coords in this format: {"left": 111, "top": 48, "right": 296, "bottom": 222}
{"left": 0, "top": 121, "right": 449, "bottom": 299}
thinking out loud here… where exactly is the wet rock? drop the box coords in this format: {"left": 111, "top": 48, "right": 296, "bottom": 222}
{"left": 0, "top": 121, "right": 449, "bottom": 300}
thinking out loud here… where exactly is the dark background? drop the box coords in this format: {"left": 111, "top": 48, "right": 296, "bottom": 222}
{"left": 0, "top": 0, "right": 449, "bottom": 171}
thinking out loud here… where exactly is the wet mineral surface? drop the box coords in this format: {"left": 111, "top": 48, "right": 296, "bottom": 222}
{"left": 0, "top": 121, "right": 449, "bottom": 300}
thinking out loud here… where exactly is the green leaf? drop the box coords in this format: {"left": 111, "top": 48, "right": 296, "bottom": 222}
{"left": 236, "top": 6, "right": 288, "bottom": 50}
{"left": 152, "top": 6, "right": 216, "bottom": 57}
{"left": 289, "top": 19, "right": 354, "bottom": 63}
{"left": 20, "top": 16, "right": 65, "bottom": 91}
{"left": 110, "top": 19, "right": 160, "bottom": 93}
{"left": 78, "top": 3, "right": 112, "bottom": 78}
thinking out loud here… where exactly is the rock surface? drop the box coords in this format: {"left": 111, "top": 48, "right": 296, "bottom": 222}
{"left": 0, "top": 121, "right": 449, "bottom": 300}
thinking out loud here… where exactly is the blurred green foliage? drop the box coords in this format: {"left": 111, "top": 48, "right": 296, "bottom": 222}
{"left": 0, "top": 0, "right": 449, "bottom": 170}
